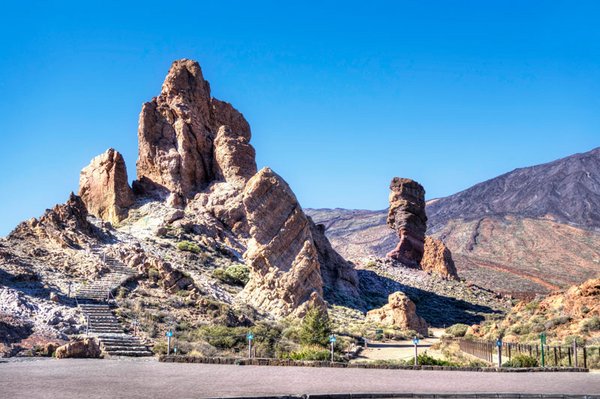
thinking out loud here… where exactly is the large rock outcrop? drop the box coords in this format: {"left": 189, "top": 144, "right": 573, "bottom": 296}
{"left": 79, "top": 148, "right": 135, "bottom": 224}
{"left": 309, "top": 221, "right": 361, "bottom": 303}
{"left": 135, "top": 59, "right": 256, "bottom": 198}
{"left": 241, "top": 168, "right": 325, "bottom": 317}
{"left": 365, "top": 291, "right": 428, "bottom": 335}
{"left": 421, "top": 236, "right": 459, "bottom": 280}
{"left": 8, "top": 193, "right": 95, "bottom": 249}
{"left": 55, "top": 337, "right": 101, "bottom": 359}
{"left": 386, "top": 178, "right": 427, "bottom": 266}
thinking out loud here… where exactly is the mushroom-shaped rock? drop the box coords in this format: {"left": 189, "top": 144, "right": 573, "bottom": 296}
{"left": 386, "top": 177, "right": 427, "bottom": 266}
{"left": 79, "top": 148, "right": 134, "bottom": 224}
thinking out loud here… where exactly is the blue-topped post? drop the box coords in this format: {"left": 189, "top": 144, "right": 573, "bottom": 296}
{"left": 329, "top": 335, "right": 337, "bottom": 362}
{"left": 413, "top": 336, "right": 420, "bottom": 366}
{"left": 496, "top": 338, "right": 502, "bottom": 368}
{"left": 247, "top": 331, "right": 254, "bottom": 358}
{"left": 166, "top": 329, "right": 173, "bottom": 355}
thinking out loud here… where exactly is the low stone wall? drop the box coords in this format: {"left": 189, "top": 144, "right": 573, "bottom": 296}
{"left": 158, "top": 356, "right": 588, "bottom": 372}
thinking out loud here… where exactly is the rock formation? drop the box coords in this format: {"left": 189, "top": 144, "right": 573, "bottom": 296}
{"left": 8, "top": 193, "right": 96, "bottom": 249}
{"left": 421, "top": 236, "right": 459, "bottom": 280}
{"left": 365, "top": 291, "right": 428, "bottom": 335}
{"left": 55, "top": 337, "right": 101, "bottom": 359}
{"left": 135, "top": 59, "right": 256, "bottom": 197}
{"left": 79, "top": 148, "right": 135, "bottom": 224}
{"left": 309, "top": 220, "right": 361, "bottom": 302}
{"left": 386, "top": 178, "right": 427, "bottom": 266}
{"left": 241, "top": 168, "right": 325, "bottom": 317}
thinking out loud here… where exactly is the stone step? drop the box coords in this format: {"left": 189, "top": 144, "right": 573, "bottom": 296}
{"left": 102, "top": 345, "right": 150, "bottom": 351}
{"left": 103, "top": 350, "right": 153, "bottom": 357}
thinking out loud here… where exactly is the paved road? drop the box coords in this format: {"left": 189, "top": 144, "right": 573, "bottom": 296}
{"left": 0, "top": 358, "right": 599, "bottom": 398}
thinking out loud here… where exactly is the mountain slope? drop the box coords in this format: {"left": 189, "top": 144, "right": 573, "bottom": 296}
{"left": 308, "top": 147, "right": 600, "bottom": 296}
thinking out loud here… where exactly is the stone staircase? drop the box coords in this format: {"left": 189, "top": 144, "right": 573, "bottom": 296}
{"left": 76, "top": 246, "right": 153, "bottom": 357}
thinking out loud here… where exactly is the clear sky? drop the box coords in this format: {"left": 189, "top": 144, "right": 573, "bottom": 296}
{"left": 1, "top": 1, "right": 599, "bottom": 236}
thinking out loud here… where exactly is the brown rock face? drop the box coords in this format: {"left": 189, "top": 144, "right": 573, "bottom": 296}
{"left": 386, "top": 178, "right": 427, "bottom": 266}
{"left": 365, "top": 291, "right": 428, "bottom": 335}
{"left": 79, "top": 148, "right": 135, "bottom": 224}
{"left": 309, "top": 221, "right": 361, "bottom": 302}
{"left": 421, "top": 236, "right": 459, "bottom": 280}
{"left": 136, "top": 59, "right": 256, "bottom": 197}
{"left": 8, "top": 193, "right": 95, "bottom": 248}
{"left": 55, "top": 338, "right": 101, "bottom": 359}
{"left": 241, "top": 168, "right": 324, "bottom": 317}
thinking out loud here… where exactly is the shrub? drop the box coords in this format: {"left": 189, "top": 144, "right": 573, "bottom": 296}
{"left": 286, "top": 345, "right": 333, "bottom": 361}
{"left": 152, "top": 341, "right": 168, "bottom": 355}
{"left": 445, "top": 323, "right": 469, "bottom": 338}
{"left": 413, "top": 353, "right": 459, "bottom": 367}
{"left": 177, "top": 241, "right": 201, "bottom": 254}
{"left": 212, "top": 265, "right": 250, "bottom": 286}
{"left": 581, "top": 316, "right": 600, "bottom": 333}
{"left": 502, "top": 354, "right": 538, "bottom": 368}
{"left": 299, "top": 306, "right": 331, "bottom": 347}
{"left": 196, "top": 325, "right": 246, "bottom": 349}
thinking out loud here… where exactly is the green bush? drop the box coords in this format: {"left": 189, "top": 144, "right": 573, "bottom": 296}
{"left": 445, "top": 323, "right": 469, "bottom": 338}
{"left": 195, "top": 325, "right": 246, "bottom": 349}
{"left": 299, "top": 306, "right": 331, "bottom": 347}
{"left": 286, "top": 345, "right": 333, "bottom": 361}
{"left": 502, "top": 354, "right": 539, "bottom": 368}
{"left": 177, "top": 241, "right": 201, "bottom": 254}
{"left": 413, "top": 353, "right": 459, "bottom": 367}
{"left": 581, "top": 316, "right": 600, "bottom": 333}
{"left": 152, "top": 341, "right": 168, "bottom": 355}
{"left": 212, "top": 265, "right": 250, "bottom": 286}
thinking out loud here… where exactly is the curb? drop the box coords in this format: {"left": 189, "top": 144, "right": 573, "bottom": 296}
{"left": 159, "top": 356, "right": 589, "bottom": 373}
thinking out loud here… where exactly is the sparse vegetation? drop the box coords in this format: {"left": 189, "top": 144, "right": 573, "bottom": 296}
{"left": 502, "top": 354, "right": 538, "bottom": 368}
{"left": 177, "top": 241, "right": 202, "bottom": 254}
{"left": 445, "top": 323, "right": 469, "bottom": 337}
{"left": 212, "top": 264, "right": 250, "bottom": 286}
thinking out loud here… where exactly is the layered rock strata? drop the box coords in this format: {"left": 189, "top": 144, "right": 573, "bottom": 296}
{"left": 386, "top": 178, "right": 427, "bottom": 266}
{"left": 365, "top": 291, "right": 428, "bottom": 335}
{"left": 241, "top": 168, "right": 325, "bottom": 317}
{"left": 79, "top": 148, "right": 135, "bottom": 224}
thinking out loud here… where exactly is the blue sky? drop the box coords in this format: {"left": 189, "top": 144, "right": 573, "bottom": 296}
{"left": 1, "top": 1, "right": 599, "bottom": 236}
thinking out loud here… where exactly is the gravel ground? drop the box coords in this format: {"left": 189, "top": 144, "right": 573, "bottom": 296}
{"left": 0, "top": 358, "right": 599, "bottom": 398}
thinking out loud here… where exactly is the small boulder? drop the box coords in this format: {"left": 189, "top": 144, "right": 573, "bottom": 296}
{"left": 365, "top": 291, "right": 428, "bottom": 335}
{"left": 55, "top": 338, "right": 101, "bottom": 359}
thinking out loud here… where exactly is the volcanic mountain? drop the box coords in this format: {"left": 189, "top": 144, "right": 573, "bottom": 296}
{"left": 308, "top": 147, "right": 600, "bottom": 297}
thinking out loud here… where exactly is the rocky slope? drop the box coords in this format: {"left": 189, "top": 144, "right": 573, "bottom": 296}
{"left": 473, "top": 277, "right": 600, "bottom": 345}
{"left": 0, "top": 59, "right": 511, "bottom": 357}
{"left": 308, "top": 147, "right": 600, "bottom": 296}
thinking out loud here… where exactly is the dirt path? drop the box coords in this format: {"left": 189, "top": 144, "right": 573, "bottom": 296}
{"left": 352, "top": 328, "right": 445, "bottom": 363}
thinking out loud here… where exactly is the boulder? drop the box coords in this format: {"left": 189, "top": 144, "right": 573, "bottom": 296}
{"left": 135, "top": 59, "right": 256, "bottom": 198}
{"left": 55, "top": 338, "right": 101, "bottom": 359}
{"left": 421, "top": 236, "right": 459, "bottom": 280}
{"left": 365, "top": 291, "right": 428, "bottom": 335}
{"left": 79, "top": 148, "right": 135, "bottom": 224}
{"left": 241, "top": 168, "right": 325, "bottom": 317}
{"left": 386, "top": 178, "right": 427, "bottom": 266}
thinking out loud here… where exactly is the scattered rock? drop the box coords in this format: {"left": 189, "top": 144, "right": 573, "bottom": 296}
{"left": 79, "top": 148, "right": 135, "bottom": 224}
{"left": 8, "top": 193, "right": 96, "bottom": 248}
{"left": 365, "top": 291, "right": 428, "bottom": 335}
